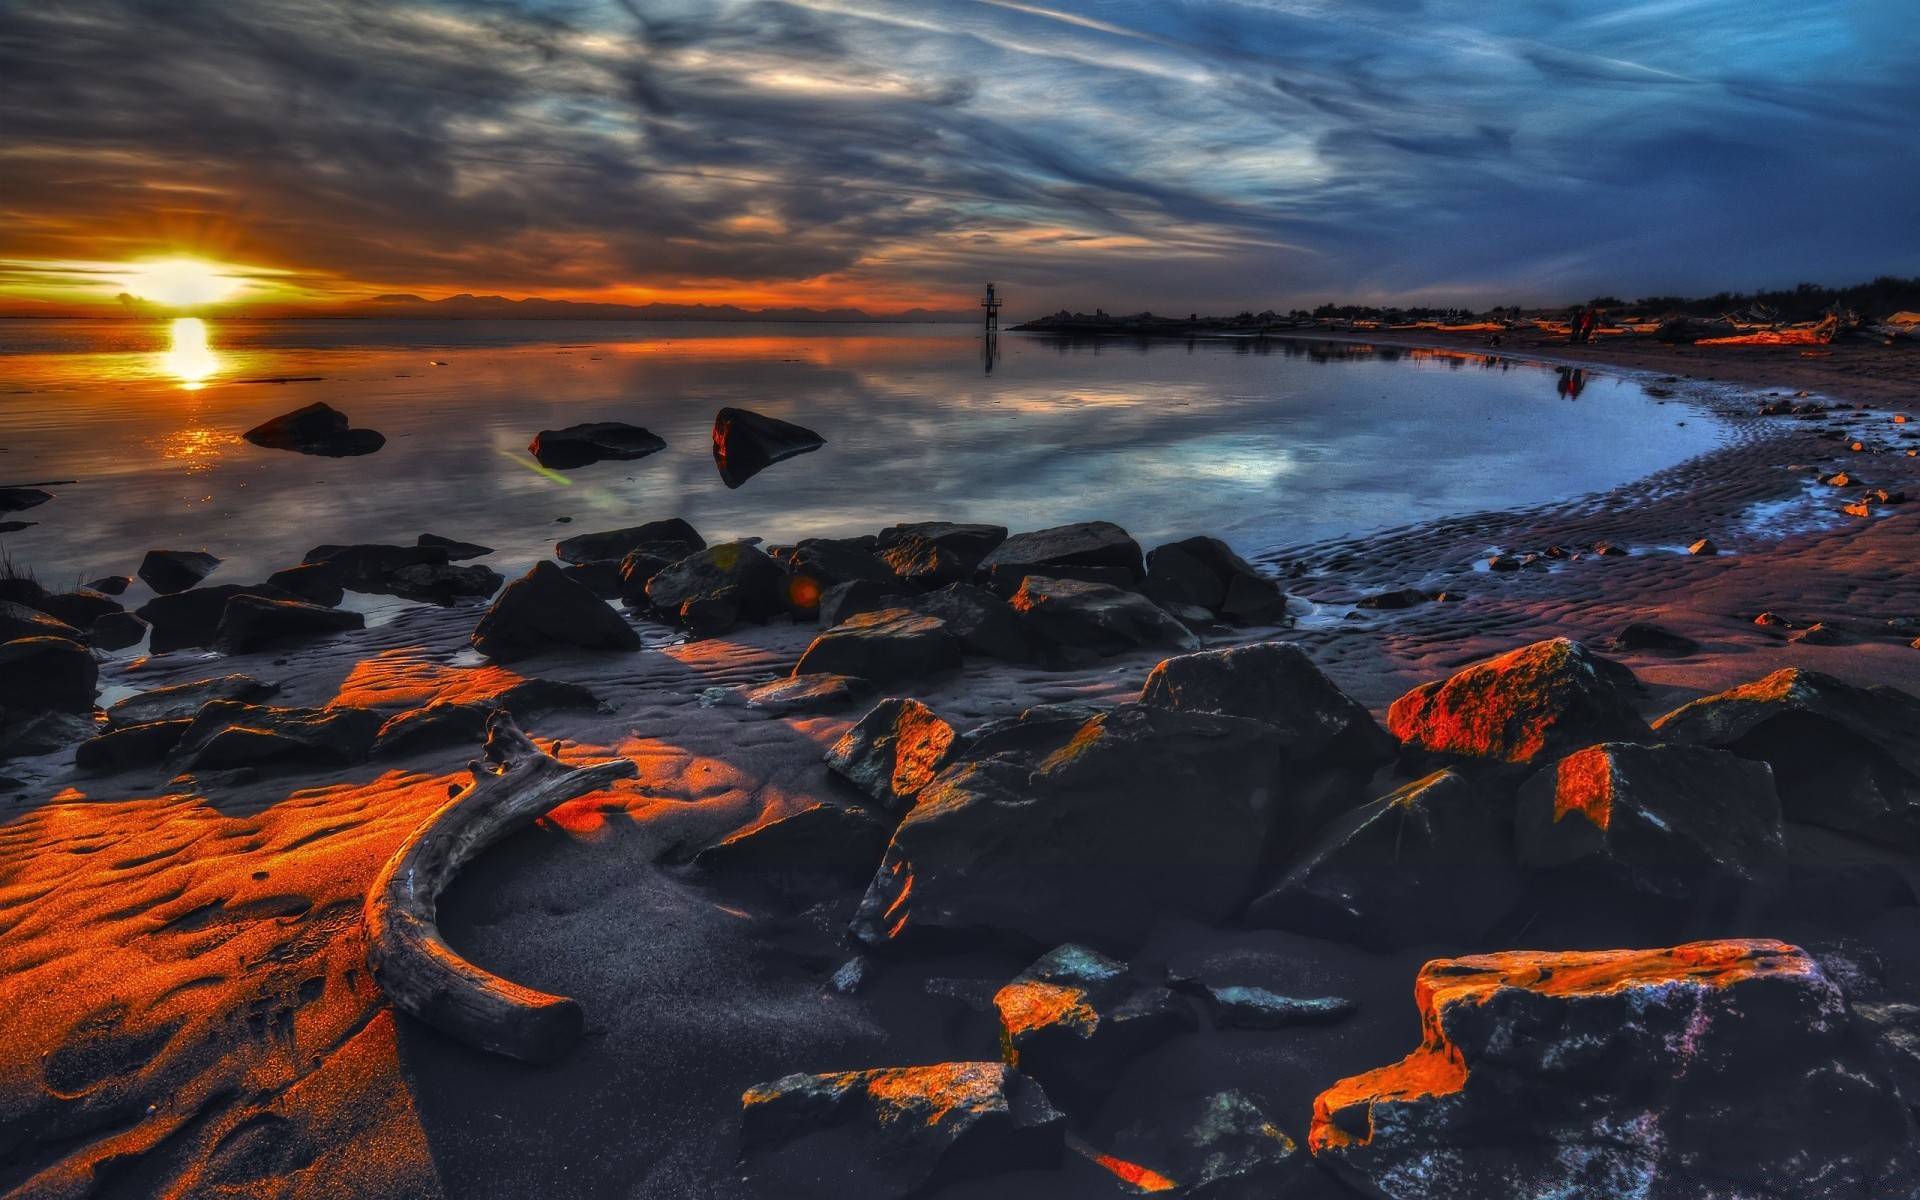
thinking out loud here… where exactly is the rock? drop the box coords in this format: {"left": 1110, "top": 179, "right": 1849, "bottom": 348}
{"left": 263, "top": 563, "right": 347, "bottom": 607}
{"left": 1790, "top": 622, "right": 1849, "bottom": 646}
{"left": 1309, "top": 941, "right": 1920, "bottom": 1200}
{"left": 528, "top": 421, "right": 666, "bottom": 469}
{"left": 1386, "top": 638, "right": 1652, "bottom": 768}
{"left": 694, "top": 802, "right": 891, "bottom": 887}
{"left": 850, "top": 704, "right": 1280, "bottom": 953}
{"left": 946, "top": 703, "right": 1108, "bottom": 768}
{"left": 1142, "top": 540, "right": 1230, "bottom": 610}
{"left": 785, "top": 539, "right": 902, "bottom": 616}
{"left": 1613, "top": 621, "right": 1700, "bottom": 656}
{"left": 1688, "top": 537, "right": 1720, "bottom": 556}
{"left": 1138, "top": 642, "right": 1397, "bottom": 775}
{"left": 170, "top": 701, "right": 383, "bottom": 770}
{"left": 0, "top": 637, "right": 97, "bottom": 714}
{"left": 76, "top": 720, "right": 192, "bottom": 773}
{"left": 0, "top": 710, "right": 97, "bottom": 760}
{"left": 1514, "top": 742, "right": 1785, "bottom": 897}
{"left": 471, "top": 561, "right": 641, "bottom": 662}
{"left": 84, "top": 576, "right": 131, "bottom": 596}
{"left": 138, "top": 549, "right": 222, "bottom": 595}
{"left": 1355, "top": 588, "right": 1429, "bottom": 611}
{"left": 877, "top": 522, "right": 1008, "bottom": 587}
{"left": 1591, "top": 540, "right": 1628, "bottom": 556}
{"left": 1653, "top": 669, "right": 1920, "bottom": 849}
{"left": 0, "top": 487, "right": 53, "bottom": 513}
{"left": 106, "top": 675, "right": 279, "bottom": 728}
{"left": 1205, "top": 987, "right": 1355, "bottom": 1031}
{"left": 1009, "top": 575, "right": 1199, "bottom": 656}
{"left": 213, "top": 595, "right": 364, "bottom": 655}
{"left": 1247, "top": 770, "right": 1521, "bottom": 952}
{"left": 370, "top": 679, "right": 601, "bottom": 758}
{"left": 0, "top": 599, "right": 80, "bottom": 645}
{"left": 981, "top": 562, "right": 1138, "bottom": 598}
{"left": 243, "top": 401, "right": 385, "bottom": 456}
{"left": 616, "top": 550, "right": 677, "bottom": 608}
{"left": 644, "top": 541, "right": 785, "bottom": 635}
{"left": 817, "top": 579, "right": 906, "bottom": 629}
{"left": 826, "top": 697, "right": 957, "bottom": 811}
{"left": 83, "top": 611, "right": 148, "bottom": 652}
{"left": 1143, "top": 536, "right": 1290, "bottom": 623}
{"left": 416, "top": 533, "right": 493, "bottom": 560}
{"left": 557, "top": 559, "right": 622, "bottom": 600}
{"left": 713, "top": 407, "right": 825, "bottom": 488}
{"left": 740, "top": 1063, "right": 1063, "bottom": 1198}
{"left": 1485, "top": 553, "right": 1524, "bottom": 572}
{"left": 907, "top": 583, "right": 1032, "bottom": 661}
{"left": 556, "top": 518, "right": 705, "bottom": 566}
{"left": 299, "top": 542, "right": 449, "bottom": 597}
{"left": 1108, "top": 1089, "right": 1317, "bottom": 1200}
{"left": 992, "top": 944, "right": 1194, "bottom": 1106}
{"left": 137, "top": 585, "right": 304, "bottom": 653}
{"left": 978, "top": 521, "right": 1144, "bottom": 583}
{"left": 31, "top": 590, "right": 123, "bottom": 629}
{"left": 384, "top": 562, "right": 503, "bottom": 605}
{"left": 796, "top": 609, "right": 963, "bottom": 685}
{"left": 737, "top": 673, "right": 874, "bottom": 715}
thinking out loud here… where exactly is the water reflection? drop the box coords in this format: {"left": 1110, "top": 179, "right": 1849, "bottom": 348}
{"left": 159, "top": 317, "right": 220, "bottom": 388}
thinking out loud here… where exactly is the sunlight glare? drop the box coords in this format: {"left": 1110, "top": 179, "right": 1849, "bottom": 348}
{"left": 122, "top": 257, "right": 245, "bottom": 308}
{"left": 160, "top": 317, "right": 221, "bottom": 388}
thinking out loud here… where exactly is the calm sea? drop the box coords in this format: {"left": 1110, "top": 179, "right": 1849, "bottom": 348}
{"left": 0, "top": 319, "right": 1724, "bottom": 591}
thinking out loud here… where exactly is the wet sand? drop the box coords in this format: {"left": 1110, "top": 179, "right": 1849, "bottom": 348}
{"left": 3, "top": 332, "right": 1919, "bottom": 1198}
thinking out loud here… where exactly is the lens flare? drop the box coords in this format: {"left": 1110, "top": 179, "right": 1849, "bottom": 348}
{"left": 121, "top": 257, "right": 245, "bottom": 308}
{"left": 160, "top": 317, "right": 221, "bottom": 388}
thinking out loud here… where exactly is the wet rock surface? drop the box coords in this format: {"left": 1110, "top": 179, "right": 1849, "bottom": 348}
{"left": 644, "top": 540, "right": 785, "bottom": 635}
{"left": 796, "top": 609, "right": 963, "bottom": 684}
{"left": 528, "top": 421, "right": 667, "bottom": 469}
{"left": 0, "top": 636, "right": 97, "bottom": 713}
{"left": 243, "top": 401, "right": 386, "bottom": 456}
{"left": 1008, "top": 575, "right": 1199, "bottom": 657}
{"left": 471, "top": 560, "right": 641, "bottom": 662}
{"left": 993, "top": 945, "right": 1195, "bottom": 1107}
{"left": 214, "top": 594, "right": 365, "bottom": 655}
{"left": 713, "top": 406, "right": 825, "bottom": 488}
{"left": 979, "top": 521, "right": 1145, "bottom": 583}
{"left": 556, "top": 518, "right": 705, "bottom": 566}
{"left": 826, "top": 697, "right": 957, "bottom": 811}
{"left": 138, "top": 548, "right": 223, "bottom": 595}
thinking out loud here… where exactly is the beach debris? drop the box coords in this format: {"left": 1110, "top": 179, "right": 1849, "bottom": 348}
{"left": 876, "top": 521, "right": 1008, "bottom": 587}
{"left": 137, "top": 548, "right": 222, "bottom": 595}
{"left": 825, "top": 697, "right": 957, "bottom": 811}
{"left": 527, "top": 421, "right": 666, "bottom": 469}
{"left": 992, "top": 945, "right": 1194, "bottom": 1106}
{"left": 0, "top": 637, "right": 96, "bottom": 714}
{"left": 1309, "top": 941, "right": 1920, "bottom": 1199}
{"left": 213, "top": 594, "right": 365, "bottom": 655}
{"left": 796, "top": 608, "right": 963, "bottom": 685}
{"left": 905, "top": 582, "right": 1032, "bottom": 661}
{"left": 738, "top": 1063, "right": 1064, "bottom": 1198}
{"left": 555, "top": 517, "right": 704, "bottom": 565}
{"left": 471, "top": 560, "right": 641, "bottom": 662}
{"left": 243, "top": 401, "right": 385, "bottom": 457}
{"left": 644, "top": 539, "right": 786, "bottom": 636}
{"left": 1008, "top": 575, "right": 1199, "bottom": 656}
{"left": 364, "top": 712, "right": 638, "bottom": 1062}
{"left": 712, "top": 406, "right": 824, "bottom": 488}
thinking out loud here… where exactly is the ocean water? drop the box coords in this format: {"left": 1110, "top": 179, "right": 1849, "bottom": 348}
{"left": 0, "top": 319, "right": 1725, "bottom": 590}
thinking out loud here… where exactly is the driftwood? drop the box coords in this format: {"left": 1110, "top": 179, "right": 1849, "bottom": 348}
{"left": 364, "top": 711, "right": 638, "bottom": 1063}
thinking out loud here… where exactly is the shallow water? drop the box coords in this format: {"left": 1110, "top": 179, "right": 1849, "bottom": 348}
{"left": 0, "top": 319, "right": 1726, "bottom": 588}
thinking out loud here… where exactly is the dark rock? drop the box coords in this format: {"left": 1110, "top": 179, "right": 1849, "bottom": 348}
{"left": 1206, "top": 987, "right": 1355, "bottom": 1031}
{"left": 263, "top": 563, "right": 346, "bottom": 607}
{"left": 0, "top": 600, "right": 80, "bottom": 645}
{"left": 796, "top": 609, "right": 963, "bottom": 684}
{"left": 1688, "top": 537, "right": 1720, "bottom": 556}
{"left": 785, "top": 540, "right": 901, "bottom": 617}
{"left": 1009, "top": 575, "right": 1199, "bottom": 656}
{"left": 556, "top": 518, "right": 705, "bottom": 566}
{"left": 850, "top": 704, "right": 1281, "bottom": 953}
{"left": 736, "top": 673, "right": 874, "bottom": 715}
{"left": 946, "top": 703, "right": 1108, "bottom": 768}
{"left": 138, "top": 585, "right": 305, "bottom": 653}
{"left": 0, "top": 637, "right": 96, "bottom": 714}
{"left": 1145, "top": 537, "right": 1291, "bottom": 624}
{"left": 243, "top": 401, "right": 385, "bottom": 456}
{"left": 1142, "top": 541, "right": 1229, "bottom": 611}
{"left": 371, "top": 679, "right": 601, "bottom": 758}
{"left": 31, "top": 590, "right": 122, "bottom": 629}
{"left": 1138, "top": 642, "right": 1396, "bottom": 775}
{"left": 713, "top": 406, "right": 825, "bottom": 488}
{"left": 0, "top": 487, "right": 53, "bottom": 513}
{"left": 214, "top": 595, "right": 364, "bottom": 655}
{"left": 1516, "top": 742, "right": 1785, "bottom": 897}
{"left": 817, "top": 579, "right": 906, "bottom": 629}
{"left": 1614, "top": 621, "right": 1700, "bottom": 656}
{"left": 739, "top": 1062, "right": 1063, "bottom": 1199}
{"left": 299, "top": 542, "right": 449, "bottom": 597}
{"left": 616, "top": 551, "right": 677, "bottom": 609}
{"left": 84, "top": 611, "right": 148, "bottom": 652}
{"left": 992, "top": 944, "right": 1195, "bottom": 1107}
{"left": 385, "top": 562, "right": 503, "bottom": 605}
{"left": 877, "top": 522, "right": 1008, "bottom": 587}
{"left": 979, "top": 521, "right": 1144, "bottom": 583}
{"left": 1247, "top": 770, "right": 1522, "bottom": 952}
{"left": 471, "top": 561, "right": 640, "bottom": 662}
{"left": 171, "top": 701, "right": 382, "bottom": 770}
{"left": 85, "top": 576, "right": 132, "bottom": 596}
{"left": 826, "top": 697, "right": 957, "bottom": 811}
{"left": 644, "top": 541, "right": 786, "bottom": 635}
{"left": 1310, "top": 940, "right": 1920, "bottom": 1199}
{"left": 528, "top": 421, "right": 666, "bottom": 469}
{"left": 0, "top": 710, "right": 97, "bottom": 760}
{"left": 1653, "top": 669, "right": 1920, "bottom": 850}
{"left": 557, "top": 559, "right": 622, "bottom": 600}
{"left": 76, "top": 720, "right": 191, "bottom": 773}
{"left": 106, "top": 674, "right": 279, "bottom": 728}
{"left": 1790, "top": 622, "right": 1849, "bottom": 646}
{"left": 416, "top": 533, "right": 493, "bottom": 560}
{"left": 1109, "top": 1089, "right": 1318, "bottom": 1200}
{"left": 1386, "top": 638, "right": 1652, "bottom": 767}
{"left": 138, "top": 549, "right": 222, "bottom": 595}
{"left": 1355, "top": 588, "right": 1429, "bottom": 611}
{"left": 981, "top": 562, "right": 1139, "bottom": 598}
{"left": 694, "top": 801, "right": 890, "bottom": 887}
{"left": 905, "top": 583, "right": 1031, "bottom": 662}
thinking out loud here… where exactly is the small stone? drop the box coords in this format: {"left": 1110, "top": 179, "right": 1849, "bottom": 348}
{"left": 1687, "top": 538, "right": 1719, "bottom": 556}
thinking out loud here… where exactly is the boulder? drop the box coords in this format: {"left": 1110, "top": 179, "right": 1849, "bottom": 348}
{"left": 978, "top": 521, "right": 1144, "bottom": 583}
{"left": 0, "top": 638, "right": 97, "bottom": 714}
{"left": 1515, "top": 742, "right": 1785, "bottom": 897}
{"left": 470, "top": 561, "right": 641, "bottom": 662}
{"left": 1145, "top": 536, "right": 1291, "bottom": 623}
{"left": 1248, "top": 771, "right": 1519, "bottom": 952}
{"left": 558, "top": 560, "right": 622, "bottom": 600}
{"left": 981, "top": 562, "right": 1137, "bottom": 598}
{"left": 385, "top": 562, "right": 504, "bottom": 605}
{"left": 735, "top": 673, "right": 874, "bottom": 716}
{"left": 616, "top": 551, "right": 677, "bottom": 609}
{"left": 0, "top": 487, "right": 52, "bottom": 514}
{"left": 817, "top": 579, "right": 906, "bottom": 629}
{"left": 528, "top": 421, "right": 666, "bottom": 469}
{"left": 1386, "top": 638, "right": 1652, "bottom": 767}
{"left": 0, "top": 711, "right": 97, "bottom": 760}
{"left": 796, "top": 609, "right": 963, "bottom": 685}
{"left": 826, "top": 697, "right": 957, "bottom": 811}
{"left": 106, "top": 674, "right": 279, "bottom": 728}
{"left": 907, "top": 584, "right": 1032, "bottom": 662}
{"left": 556, "top": 518, "right": 705, "bottom": 566}
{"left": 1310, "top": 941, "right": 1920, "bottom": 1200}
{"left": 1653, "top": 669, "right": 1920, "bottom": 850}
{"left": 644, "top": 541, "right": 785, "bottom": 636}
{"left": 1009, "top": 576, "right": 1199, "bottom": 656}
{"left": 946, "top": 703, "right": 1107, "bottom": 768}
{"left": 213, "top": 595, "right": 364, "bottom": 655}
{"left": 713, "top": 407, "right": 825, "bottom": 488}
{"left": 850, "top": 704, "right": 1281, "bottom": 953}
{"left": 263, "top": 563, "right": 346, "bottom": 607}
{"left": 416, "top": 533, "right": 493, "bottom": 560}
{"left": 299, "top": 542, "right": 449, "bottom": 597}
{"left": 877, "top": 522, "right": 1008, "bottom": 587}
{"left": 784, "top": 540, "right": 902, "bottom": 616}
{"left": 693, "top": 802, "right": 891, "bottom": 888}
{"left": 0, "top": 600, "right": 80, "bottom": 645}
{"left": 1354, "top": 588, "right": 1429, "bottom": 611}
{"left": 370, "top": 679, "right": 600, "bottom": 758}
{"left": 739, "top": 1063, "right": 1063, "bottom": 1199}
{"left": 992, "top": 944, "right": 1195, "bottom": 1107}
{"left": 1107, "top": 1089, "right": 1318, "bottom": 1200}
{"left": 84, "top": 576, "right": 131, "bottom": 596}
{"left": 243, "top": 401, "right": 384, "bottom": 456}
{"left": 76, "top": 720, "right": 192, "bottom": 773}
{"left": 83, "top": 611, "right": 148, "bottom": 652}
{"left": 138, "top": 549, "right": 222, "bottom": 595}
{"left": 31, "top": 590, "right": 123, "bottom": 630}
{"left": 1138, "top": 642, "right": 1396, "bottom": 775}
{"left": 170, "top": 701, "right": 383, "bottom": 771}
{"left": 137, "top": 585, "right": 304, "bottom": 653}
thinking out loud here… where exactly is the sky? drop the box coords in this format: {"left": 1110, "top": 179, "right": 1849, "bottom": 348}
{"left": 2, "top": 0, "right": 1917, "bottom": 316}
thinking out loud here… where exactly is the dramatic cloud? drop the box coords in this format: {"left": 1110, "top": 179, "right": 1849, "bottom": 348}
{"left": 1, "top": 0, "right": 1916, "bottom": 313}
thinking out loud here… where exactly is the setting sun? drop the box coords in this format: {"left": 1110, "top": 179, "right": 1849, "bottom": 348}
{"left": 120, "top": 257, "right": 246, "bottom": 308}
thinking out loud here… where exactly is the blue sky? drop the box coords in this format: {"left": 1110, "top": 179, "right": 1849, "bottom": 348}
{"left": 2, "top": 0, "right": 1916, "bottom": 312}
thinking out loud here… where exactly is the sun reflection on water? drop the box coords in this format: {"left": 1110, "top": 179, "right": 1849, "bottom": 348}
{"left": 160, "top": 317, "right": 221, "bottom": 388}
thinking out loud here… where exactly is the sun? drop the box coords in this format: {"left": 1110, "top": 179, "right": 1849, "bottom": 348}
{"left": 120, "top": 257, "right": 246, "bottom": 308}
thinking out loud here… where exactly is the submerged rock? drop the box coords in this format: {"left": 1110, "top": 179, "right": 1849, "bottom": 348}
{"left": 138, "top": 549, "right": 222, "bottom": 596}
{"left": 471, "top": 561, "right": 641, "bottom": 662}
{"left": 243, "top": 401, "right": 385, "bottom": 456}
{"left": 796, "top": 609, "right": 963, "bottom": 684}
{"left": 826, "top": 697, "right": 957, "bottom": 811}
{"left": 0, "top": 487, "right": 52, "bottom": 514}
{"left": 1204, "top": 987, "right": 1355, "bottom": 1031}
{"left": 528, "top": 421, "right": 666, "bottom": 469}
{"left": 1009, "top": 575, "right": 1199, "bottom": 656}
{"left": 1310, "top": 940, "right": 1920, "bottom": 1200}
{"left": 992, "top": 944, "right": 1194, "bottom": 1107}
{"left": 713, "top": 407, "right": 825, "bottom": 488}
{"left": 735, "top": 673, "right": 874, "bottom": 716}
{"left": 1613, "top": 621, "right": 1701, "bottom": 656}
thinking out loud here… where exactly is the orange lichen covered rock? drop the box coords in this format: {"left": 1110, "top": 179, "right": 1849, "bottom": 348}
{"left": 1386, "top": 638, "right": 1651, "bottom": 766}
{"left": 991, "top": 944, "right": 1193, "bottom": 1107}
{"left": 1311, "top": 940, "right": 1920, "bottom": 1199}
{"left": 739, "top": 1062, "right": 1063, "bottom": 1198}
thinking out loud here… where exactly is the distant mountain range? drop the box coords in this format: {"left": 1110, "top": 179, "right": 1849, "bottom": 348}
{"left": 0, "top": 292, "right": 978, "bottom": 322}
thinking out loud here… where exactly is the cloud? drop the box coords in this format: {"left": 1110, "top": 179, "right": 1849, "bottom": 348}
{"left": 0, "top": 0, "right": 1915, "bottom": 314}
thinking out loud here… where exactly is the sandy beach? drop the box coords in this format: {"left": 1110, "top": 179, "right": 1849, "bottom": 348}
{"left": 5, "top": 332, "right": 1920, "bottom": 1199}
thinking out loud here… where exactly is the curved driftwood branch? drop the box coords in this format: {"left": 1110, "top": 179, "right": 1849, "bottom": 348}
{"left": 364, "top": 711, "right": 638, "bottom": 1063}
